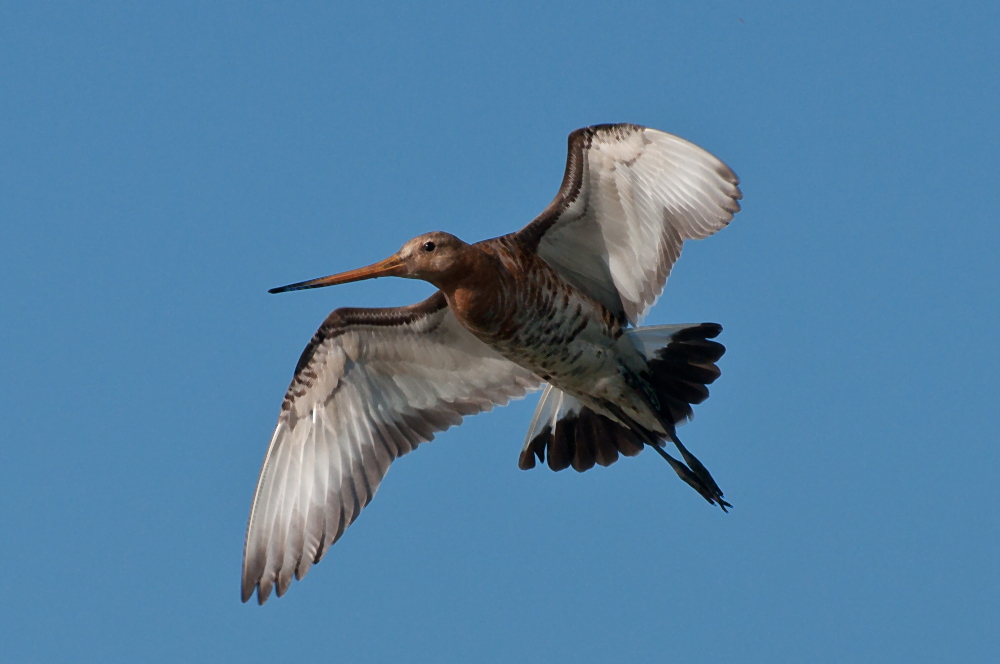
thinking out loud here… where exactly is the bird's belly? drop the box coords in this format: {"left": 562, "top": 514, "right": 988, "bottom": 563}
{"left": 475, "top": 302, "right": 666, "bottom": 434}
{"left": 452, "top": 263, "right": 660, "bottom": 429}
{"left": 492, "top": 334, "right": 609, "bottom": 385}
{"left": 493, "top": 332, "right": 662, "bottom": 432}
{"left": 479, "top": 311, "right": 642, "bottom": 417}
{"left": 473, "top": 291, "right": 614, "bottom": 383}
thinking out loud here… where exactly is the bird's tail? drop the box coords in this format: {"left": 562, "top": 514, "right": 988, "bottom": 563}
{"left": 626, "top": 322, "right": 725, "bottom": 428}
{"left": 518, "top": 385, "right": 645, "bottom": 472}
{"left": 518, "top": 322, "right": 729, "bottom": 510}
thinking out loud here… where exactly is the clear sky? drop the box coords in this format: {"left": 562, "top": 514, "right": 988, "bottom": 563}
{"left": 2, "top": 2, "right": 997, "bottom": 662}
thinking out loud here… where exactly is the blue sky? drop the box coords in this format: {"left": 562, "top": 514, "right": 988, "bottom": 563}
{"left": 2, "top": 2, "right": 998, "bottom": 662}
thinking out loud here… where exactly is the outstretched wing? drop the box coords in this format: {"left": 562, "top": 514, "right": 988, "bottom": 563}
{"left": 242, "top": 291, "right": 541, "bottom": 604}
{"left": 517, "top": 124, "right": 742, "bottom": 325}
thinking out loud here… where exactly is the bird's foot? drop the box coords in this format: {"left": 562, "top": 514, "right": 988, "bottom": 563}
{"left": 666, "top": 431, "right": 730, "bottom": 511}
{"left": 648, "top": 443, "right": 730, "bottom": 512}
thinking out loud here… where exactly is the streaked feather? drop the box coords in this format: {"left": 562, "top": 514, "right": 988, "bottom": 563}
{"left": 242, "top": 292, "right": 541, "bottom": 604}
{"left": 518, "top": 124, "right": 741, "bottom": 325}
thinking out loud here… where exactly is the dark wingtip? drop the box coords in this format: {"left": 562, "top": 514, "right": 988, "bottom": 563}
{"left": 241, "top": 576, "right": 270, "bottom": 605}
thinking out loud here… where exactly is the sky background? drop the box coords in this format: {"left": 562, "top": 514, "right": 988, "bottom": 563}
{"left": 2, "top": 2, "right": 998, "bottom": 662}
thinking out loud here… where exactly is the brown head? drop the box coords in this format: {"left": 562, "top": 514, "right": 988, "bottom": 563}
{"left": 269, "top": 231, "right": 473, "bottom": 294}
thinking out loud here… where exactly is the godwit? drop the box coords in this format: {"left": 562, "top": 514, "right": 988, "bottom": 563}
{"left": 243, "top": 123, "right": 742, "bottom": 604}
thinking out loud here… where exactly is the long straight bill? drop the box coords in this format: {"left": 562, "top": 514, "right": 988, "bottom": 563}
{"left": 268, "top": 255, "right": 405, "bottom": 294}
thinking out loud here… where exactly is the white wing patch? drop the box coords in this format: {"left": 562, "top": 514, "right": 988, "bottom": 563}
{"left": 242, "top": 294, "right": 541, "bottom": 604}
{"left": 519, "top": 124, "right": 742, "bottom": 325}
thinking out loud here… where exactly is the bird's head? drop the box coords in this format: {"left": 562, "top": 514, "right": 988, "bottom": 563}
{"left": 269, "top": 231, "right": 471, "bottom": 294}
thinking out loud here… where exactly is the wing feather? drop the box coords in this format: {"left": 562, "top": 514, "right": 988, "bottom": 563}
{"left": 518, "top": 124, "right": 742, "bottom": 324}
{"left": 242, "top": 292, "right": 541, "bottom": 603}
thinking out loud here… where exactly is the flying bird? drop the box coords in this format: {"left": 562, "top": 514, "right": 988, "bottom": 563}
{"left": 243, "top": 123, "right": 742, "bottom": 604}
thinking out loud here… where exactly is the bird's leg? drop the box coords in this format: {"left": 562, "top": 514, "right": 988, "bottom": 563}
{"left": 666, "top": 429, "right": 730, "bottom": 512}
{"left": 601, "top": 400, "right": 728, "bottom": 511}
{"left": 618, "top": 367, "right": 731, "bottom": 511}
{"left": 646, "top": 443, "right": 726, "bottom": 510}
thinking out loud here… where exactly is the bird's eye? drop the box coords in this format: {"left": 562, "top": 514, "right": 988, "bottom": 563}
{"left": 422, "top": 241, "right": 436, "bottom": 252}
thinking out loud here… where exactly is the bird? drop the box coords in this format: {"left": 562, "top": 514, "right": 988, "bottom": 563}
{"left": 242, "top": 123, "right": 742, "bottom": 604}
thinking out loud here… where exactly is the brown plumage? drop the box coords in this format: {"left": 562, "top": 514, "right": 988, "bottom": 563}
{"left": 243, "top": 123, "right": 743, "bottom": 603}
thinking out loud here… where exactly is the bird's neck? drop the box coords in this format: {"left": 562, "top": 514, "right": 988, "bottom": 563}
{"left": 433, "top": 244, "right": 515, "bottom": 335}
